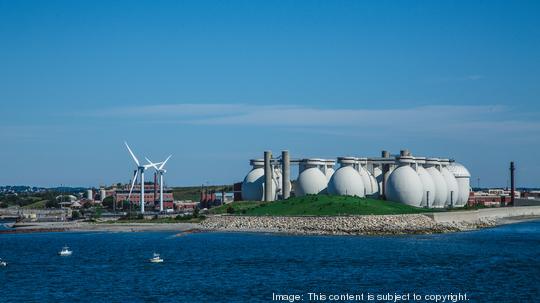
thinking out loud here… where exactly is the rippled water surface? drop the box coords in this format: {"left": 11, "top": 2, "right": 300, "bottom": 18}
{"left": 1, "top": 221, "right": 540, "bottom": 302}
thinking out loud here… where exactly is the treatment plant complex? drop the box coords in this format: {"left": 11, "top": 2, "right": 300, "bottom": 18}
{"left": 241, "top": 150, "right": 471, "bottom": 208}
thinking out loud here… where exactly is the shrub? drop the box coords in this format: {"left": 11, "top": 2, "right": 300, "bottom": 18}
{"left": 72, "top": 211, "right": 81, "bottom": 220}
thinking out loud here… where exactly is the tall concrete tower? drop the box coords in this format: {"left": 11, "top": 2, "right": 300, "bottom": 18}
{"left": 282, "top": 150, "right": 291, "bottom": 199}
{"left": 264, "top": 151, "right": 273, "bottom": 202}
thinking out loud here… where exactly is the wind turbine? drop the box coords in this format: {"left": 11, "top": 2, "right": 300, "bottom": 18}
{"left": 146, "top": 155, "right": 172, "bottom": 212}
{"left": 125, "top": 142, "right": 161, "bottom": 214}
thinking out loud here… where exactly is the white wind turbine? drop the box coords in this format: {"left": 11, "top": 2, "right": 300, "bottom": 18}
{"left": 146, "top": 155, "right": 172, "bottom": 212}
{"left": 125, "top": 142, "right": 161, "bottom": 214}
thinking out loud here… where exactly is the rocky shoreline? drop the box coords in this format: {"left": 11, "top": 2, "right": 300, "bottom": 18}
{"left": 200, "top": 214, "right": 498, "bottom": 235}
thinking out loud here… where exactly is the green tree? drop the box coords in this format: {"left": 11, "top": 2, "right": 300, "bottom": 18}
{"left": 102, "top": 196, "right": 115, "bottom": 210}
{"left": 46, "top": 199, "right": 59, "bottom": 208}
{"left": 92, "top": 206, "right": 103, "bottom": 219}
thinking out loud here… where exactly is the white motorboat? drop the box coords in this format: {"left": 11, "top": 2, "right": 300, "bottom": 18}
{"left": 0, "top": 258, "right": 7, "bottom": 267}
{"left": 149, "top": 253, "right": 163, "bottom": 263}
{"left": 58, "top": 246, "right": 72, "bottom": 256}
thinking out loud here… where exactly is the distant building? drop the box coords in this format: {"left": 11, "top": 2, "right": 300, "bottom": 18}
{"left": 468, "top": 189, "right": 521, "bottom": 207}
{"left": 522, "top": 191, "right": 540, "bottom": 200}
{"left": 114, "top": 182, "right": 174, "bottom": 210}
{"left": 175, "top": 201, "right": 198, "bottom": 212}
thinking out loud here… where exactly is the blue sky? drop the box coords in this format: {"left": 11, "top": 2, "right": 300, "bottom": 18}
{"left": 1, "top": 0, "right": 539, "bottom": 187}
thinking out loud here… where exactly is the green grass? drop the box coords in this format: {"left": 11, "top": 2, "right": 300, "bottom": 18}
{"left": 22, "top": 200, "right": 48, "bottom": 209}
{"left": 209, "top": 195, "right": 435, "bottom": 216}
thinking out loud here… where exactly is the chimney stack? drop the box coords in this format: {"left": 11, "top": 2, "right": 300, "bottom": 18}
{"left": 282, "top": 150, "right": 290, "bottom": 199}
{"left": 264, "top": 151, "right": 273, "bottom": 202}
{"left": 510, "top": 161, "right": 515, "bottom": 206}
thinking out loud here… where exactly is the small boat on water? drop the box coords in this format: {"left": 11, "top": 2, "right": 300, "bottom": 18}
{"left": 149, "top": 253, "right": 163, "bottom": 263}
{"left": 0, "top": 258, "right": 7, "bottom": 267}
{"left": 58, "top": 246, "right": 72, "bottom": 256}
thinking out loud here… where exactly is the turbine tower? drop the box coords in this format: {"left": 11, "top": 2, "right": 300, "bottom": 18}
{"left": 125, "top": 142, "right": 160, "bottom": 214}
{"left": 146, "top": 155, "right": 172, "bottom": 212}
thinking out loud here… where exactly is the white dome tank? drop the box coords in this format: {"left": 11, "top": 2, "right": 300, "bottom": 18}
{"left": 414, "top": 157, "right": 436, "bottom": 208}
{"left": 372, "top": 165, "right": 383, "bottom": 197}
{"left": 386, "top": 156, "right": 423, "bottom": 207}
{"left": 440, "top": 159, "right": 460, "bottom": 207}
{"left": 447, "top": 161, "right": 471, "bottom": 207}
{"left": 357, "top": 157, "right": 379, "bottom": 197}
{"left": 323, "top": 159, "right": 336, "bottom": 181}
{"left": 273, "top": 166, "right": 283, "bottom": 195}
{"left": 242, "top": 159, "right": 277, "bottom": 201}
{"left": 384, "top": 162, "right": 397, "bottom": 197}
{"left": 328, "top": 157, "right": 365, "bottom": 197}
{"left": 296, "top": 159, "right": 328, "bottom": 196}
{"left": 425, "top": 158, "right": 448, "bottom": 208}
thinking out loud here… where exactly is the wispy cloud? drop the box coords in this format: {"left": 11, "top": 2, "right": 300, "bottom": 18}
{"left": 86, "top": 103, "right": 540, "bottom": 139}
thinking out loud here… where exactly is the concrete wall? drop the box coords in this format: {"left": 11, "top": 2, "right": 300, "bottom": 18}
{"left": 425, "top": 206, "right": 540, "bottom": 223}
{"left": 514, "top": 199, "right": 540, "bottom": 207}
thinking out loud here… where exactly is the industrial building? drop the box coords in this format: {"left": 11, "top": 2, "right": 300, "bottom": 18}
{"left": 241, "top": 150, "right": 472, "bottom": 208}
{"left": 115, "top": 182, "right": 174, "bottom": 210}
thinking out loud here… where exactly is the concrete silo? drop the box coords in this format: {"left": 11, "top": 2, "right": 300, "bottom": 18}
{"left": 86, "top": 189, "right": 93, "bottom": 201}
{"left": 414, "top": 157, "right": 436, "bottom": 208}
{"left": 296, "top": 159, "right": 329, "bottom": 196}
{"left": 100, "top": 189, "right": 107, "bottom": 201}
{"left": 447, "top": 162, "right": 471, "bottom": 207}
{"left": 327, "top": 157, "right": 365, "bottom": 197}
{"left": 386, "top": 154, "right": 423, "bottom": 207}
{"left": 424, "top": 158, "right": 447, "bottom": 208}
{"left": 242, "top": 159, "right": 276, "bottom": 201}
{"left": 440, "top": 159, "right": 460, "bottom": 207}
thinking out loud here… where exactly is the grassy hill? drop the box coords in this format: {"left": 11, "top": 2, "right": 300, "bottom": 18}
{"left": 210, "top": 195, "right": 434, "bottom": 216}
{"left": 22, "top": 200, "right": 48, "bottom": 209}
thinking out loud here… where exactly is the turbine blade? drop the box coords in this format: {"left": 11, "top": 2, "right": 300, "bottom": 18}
{"left": 159, "top": 155, "right": 172, "bottom": 170}
{"left": 124, "top": 141, "right": 140, "bottom": 166}
{"left": 145, "top": 157, "right": 160, "bottom": 170}
{"left": 127, "top": 170, "right": 139, "bottom": 200}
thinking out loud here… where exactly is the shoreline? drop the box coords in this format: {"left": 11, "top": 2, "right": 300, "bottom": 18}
{"left": 3, "top": 212, "right": 540, "bottom": 236}
{"left": 2, "top": 221, "right": 202, "bottom": 234}
{"left": 199, "top": 214, "right": 499, "bottom": 236}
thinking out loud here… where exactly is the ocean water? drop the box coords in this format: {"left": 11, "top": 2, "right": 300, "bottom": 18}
{"left": 1, "top": 221, "right": 540, "bottom": 303}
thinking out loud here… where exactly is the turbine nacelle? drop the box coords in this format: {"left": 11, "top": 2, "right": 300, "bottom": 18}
{"left": 145, "top": 155, "right": 172, "bottom": 174}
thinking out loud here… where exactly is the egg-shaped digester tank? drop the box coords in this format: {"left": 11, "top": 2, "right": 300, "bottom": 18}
{"left": 424, "top": 158, "right": 447, "bottom": 208}
{"left": 323, "top": 159, "right": 336, "bottom": 181}
{"left": 386, "top": 156, "right": 423, "bottom": 207}
{"left": 447, "top": 162, "right": 471, "bottom": 207}
{"left": 327, "top": 157, "right": 365, "bottom": 197}
{"left": 440, "top": 159, "right": 460, "bottom": 207}
{"left": 296, "top": 159, "right": 329, "bottom": 196}
{"left": 357, "top": 157, "right": 379, "bottom": 197}
{"left": 372, "top": 164, "right": 383, "bottom": 198}
{"left": 241, "top": 159, "right": 277, "bottom": 201}
{"left": 414, "top": 157, "right": 436, "bottom": 208}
